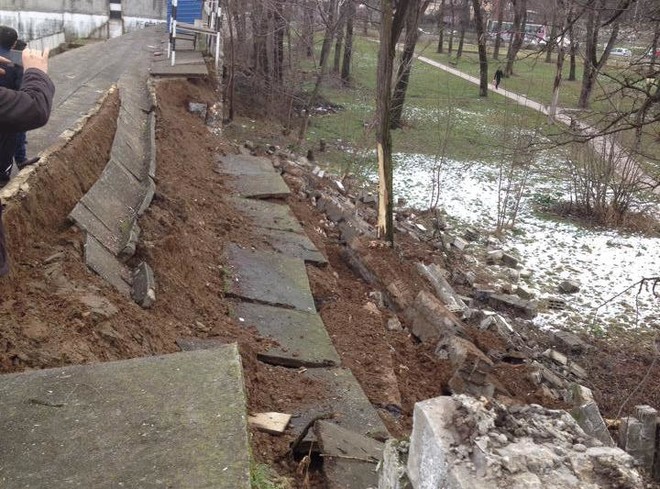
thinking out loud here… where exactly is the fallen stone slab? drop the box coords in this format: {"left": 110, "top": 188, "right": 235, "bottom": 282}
{"left": 229, "top": 196, "right": 305, "bottom": 233}
{"left": 619, "top": 405, "right": 658, "bottom": 473}
{"left": 215, "top": 154, "right": 276, "bottom": 176}
{"left": 488, "top": 293, "right": 538, "bottom": 319}
{"left": 228, "top": 173, "right": 291, "bottom": 199}
{"left": 559, "top": 279, "right": 581, "bottom": 294}
{"left": 315, "top": 420, "right": 383, "bottom": 489}
{"left": 553, "top": 330, "right": 591, "bottom": 354}
{"left": 234, "top": 302, "right": 340, "bottom": 368}
{"left": 415, "top": 262, "right": 467, "bottom": 313}
{"left": 257, "top": 227, "right": 327, "bottom": 265}
{"left": 571, "top": 401, "right": 615, "bottom": 447}
{"left": 0, "top": 346, "right": 250, "bottom": 489}
{"left": 84, "top": 235, "right": 131, "bottom": 296}
{"left": 131, "top": 261, "right": 156, "bottom": 308}
{"left": 225, "top": 244, "right": 316, "bottom": 312}
{"left": 406, "top": 290, "right": 464, "bottom": 342}
{"left": 436, "top": 336, "right": 495, "bottom": 399}
{"left": 289, "top": 368, "right": 389, "bottom": 454}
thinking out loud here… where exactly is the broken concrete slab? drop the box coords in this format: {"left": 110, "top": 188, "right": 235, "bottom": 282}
{"left": 553, "top": 330, "right": 591, "bottom": 354}
{"left": 619, "top": 405, "right": 658, "bottom": 472}
{"left": 559, "top": 279, "right": 580, "bottom": 294}
{"left": 289, "top": 368, "right": 389, "bottom": 453}
{"left": 316, "top": 420, "right": 383, "bottom": 489}
{"left": 488, "top": 293, "right": 538, "bottom": 319}
{"left": 229, "top": 197, "right": 304, "bottom": 233}
{"left": 406, "top": 290, "right": 464, "bottom": 342}
{"left": 227, "top": 173, "right": 291, "bottom": 199}
{"left": 131, "top": 261, "right": 156, "bottom": 308}
{"left": 379, "top": 440, "right": 412, "bottom": 489}
{"left": 234, "top": 302, "right": 340, "bottom": 368}
{"left": 415, "top": 262, "right": 467, "bottom": 313}
{"left": 571, "top": 401, "right": 615, "bottom": 448}
{"left": 225, "top": 244, "right": 316, "bottom": 312}
{"left": 436, "top": 336, "right": 495, "bottom": 399}
{"left": 257, "top": 227, "right": 327, "bottom": 265}
{"left": 501, "top": 253, "right": 519, "bottom": 268}
{"left": 0, "top": 346, "right": 251, "bottom": 489}
{"left": 409, "top": 395, "right": 642, "bottom": 489}
{"left": 69, "top": 201, "right": 124, "bottom": 255}
{"left": 84, "top": 235, "right": 131, "bottom": 296}
{"left": 150, "top": 56, "right": 209, "bottom": 77}
{"left": 215, "top": 154, "right": 276, "bottom": 176}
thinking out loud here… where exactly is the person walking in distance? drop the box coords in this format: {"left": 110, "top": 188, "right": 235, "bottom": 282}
{"left": 494, "top": 67, "right": 504, "bottom": 90}
{"left": 0, "top": 47, "right": 54, "bottom": 275}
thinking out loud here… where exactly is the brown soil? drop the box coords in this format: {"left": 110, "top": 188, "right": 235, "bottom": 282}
{"left": 1, "top": 76, "right": 659, "bottom": 488}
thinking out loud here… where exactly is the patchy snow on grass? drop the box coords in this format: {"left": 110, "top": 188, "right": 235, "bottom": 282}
{"left": 391, "top": 153, "right": 660, "bottom": 332}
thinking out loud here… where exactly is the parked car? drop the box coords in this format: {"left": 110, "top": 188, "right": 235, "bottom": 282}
{"left": 610, "top": 47, "right": 632, "bottom": 57}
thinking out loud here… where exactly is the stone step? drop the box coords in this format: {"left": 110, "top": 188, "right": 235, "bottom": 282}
{"left": 0, "top": 346, "right": 250, "bottom": 489}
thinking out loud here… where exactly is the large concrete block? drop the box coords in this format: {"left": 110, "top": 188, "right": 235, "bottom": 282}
{"left": 406, "top": 290, "right": 463, "bottom": 342}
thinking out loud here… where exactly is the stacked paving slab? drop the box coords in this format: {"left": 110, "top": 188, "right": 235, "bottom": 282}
{"left": 198, "top": 153, "right": 390, "bottom": 487}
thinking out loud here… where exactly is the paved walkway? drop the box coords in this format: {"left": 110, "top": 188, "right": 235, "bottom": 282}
{"left": 28, "top": 26, "right": 165, "bottom": 158}
{"left": 415, "top": 53, "right": 660, "bottom": 194}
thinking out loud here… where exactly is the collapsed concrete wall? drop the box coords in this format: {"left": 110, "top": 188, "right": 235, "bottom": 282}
{"left": 406, "top": 395, "right": 642, "bottom": 489}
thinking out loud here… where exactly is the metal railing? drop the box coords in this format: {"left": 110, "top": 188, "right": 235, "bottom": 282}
{"left": 168, "top": 0, "right": 222, "bottom": 69}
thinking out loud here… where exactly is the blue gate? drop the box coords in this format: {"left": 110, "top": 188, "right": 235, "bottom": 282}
{"left": 167, "top": 0, "right": 203, "bottom": 26}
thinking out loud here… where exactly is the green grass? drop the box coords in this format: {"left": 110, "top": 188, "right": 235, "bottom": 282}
{"left": 250, "top": 463, "right": 291, "bottom": 489}
{"left": 305, "top": 38, "right": 553, "bottom": 174}
{"left": 299, "top": 36, "right": 658, "bottom": 178}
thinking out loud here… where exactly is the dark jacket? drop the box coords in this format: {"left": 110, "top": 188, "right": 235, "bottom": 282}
{"left": 0, "top": 68, "right": 54, "bottom": 176}
{"left": 0, "top": 47, "right": 22, "bottom": 90}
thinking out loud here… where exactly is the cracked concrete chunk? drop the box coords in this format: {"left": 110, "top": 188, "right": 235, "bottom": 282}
{"left": 132, "top": 261, "right": 156, "bottom": 308}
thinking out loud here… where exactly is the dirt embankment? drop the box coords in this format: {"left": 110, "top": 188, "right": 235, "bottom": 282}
{"left": 1, "top": 76, "right": 658, "bottom": 488}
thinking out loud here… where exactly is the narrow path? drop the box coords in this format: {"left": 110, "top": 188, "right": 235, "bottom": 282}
{"left": 415, "top": 53, "right": 660, "bottom": 194}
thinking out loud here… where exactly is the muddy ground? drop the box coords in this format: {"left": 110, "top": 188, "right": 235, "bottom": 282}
{"left": 0, "top": 76, "right": 658, "bottom": 488}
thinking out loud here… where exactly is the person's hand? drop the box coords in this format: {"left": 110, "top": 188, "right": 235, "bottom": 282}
{"left": 22, "top": 48, "right": 49, "bottom": 74}
{"left": 0, "top": 55, "right": 9, "bottom": 76}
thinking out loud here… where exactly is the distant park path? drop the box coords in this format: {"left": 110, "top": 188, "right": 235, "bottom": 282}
{"left": 415, "top": 52, "right": 660, "bottom": 195}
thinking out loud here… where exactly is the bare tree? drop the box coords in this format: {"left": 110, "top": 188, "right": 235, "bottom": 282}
{"left": 437, "top": 0, "right": 446, "bottom": 53}
{"left": 472, "top": 0, "right": 489, "bottom": 96}
{"left": 391, "top": 0, "right": 431, "bottom": 128}
{"left": 505, "top": 0, "right": 527, "bottom": 76}
{"left": 577, "top": 0, "right": 624, "bottom": 109}
{"left": 493, "top": 0, "right": 506, "bottom": 60}
{"left": 341, "top": 0, "right": 356, "bottom": 84}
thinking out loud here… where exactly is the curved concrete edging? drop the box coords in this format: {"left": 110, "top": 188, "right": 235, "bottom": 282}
{"left": 69, "top": 68, "right": 157, "bottom": 305}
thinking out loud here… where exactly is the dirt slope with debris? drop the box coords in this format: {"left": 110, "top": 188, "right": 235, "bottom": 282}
{"left": 0, "top": 77, "right": 658, "bottom": 488}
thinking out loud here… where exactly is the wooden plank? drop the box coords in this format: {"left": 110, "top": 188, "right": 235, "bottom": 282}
{"left": 248, "top": 412, "right": 292, "bottom": 435}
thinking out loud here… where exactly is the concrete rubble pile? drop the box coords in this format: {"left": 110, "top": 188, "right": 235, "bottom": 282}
{"left": 266, "top": 147, "right": 658, "bottom": 487}
{"left": 395, "top": 395, "right": 643, "bottom": 489}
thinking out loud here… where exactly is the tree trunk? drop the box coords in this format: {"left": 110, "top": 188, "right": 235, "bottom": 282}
{"left": 505, "top": 0, "right": 526, "bottom": 77}
{"left": 226, "top": 0, "right": 236, "bottom": 122}
{"left": 472, "top": 0, "right": 488, "bottom": 96}
{"left": 456, "top": 0, "right": 468, "bottom": 59}
{"left": 376, "top": 0, "right": 395, "bottom": 243}
{"left": 548, "top": 4, "right": 567, "bottom": 120}
{"left": 333, "top": 1, "right": 348, "bottom": 73}
{"left": 545, "top": 9, "right": 558, "bottom": 63}
{"left": 437, "top": 0, "right": 445, "bottom": 53}
{"left": 303, "top": 0, "right": 315, "bottom": 57}
{"left": 252, "top": 0, "right": 270, "bottom": 82}
{"left": 493, "top": 0, "right": 505, "bottom": 60}
{"left": 341, "top": 0, "right": 355, "bottom": 84}
{"left": 319, "top": 0, "right": 338, "bottom": 68}
{"left": 391, "top": 0, "right": 428, "bottom": 128}
{"left": 568, "top": 8, "right": 577, "bottom": 81}
{"left": 651, "top": 20, "right": 659, "bottom": 68}
{"left": 273, "top": 0, "right": 286, "bottom": 83}
{"left": 578, "top": 0, "right": 619, "bottom": 109}
{"left": 448, "top": 0, "right": 455, "bottom": 54}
